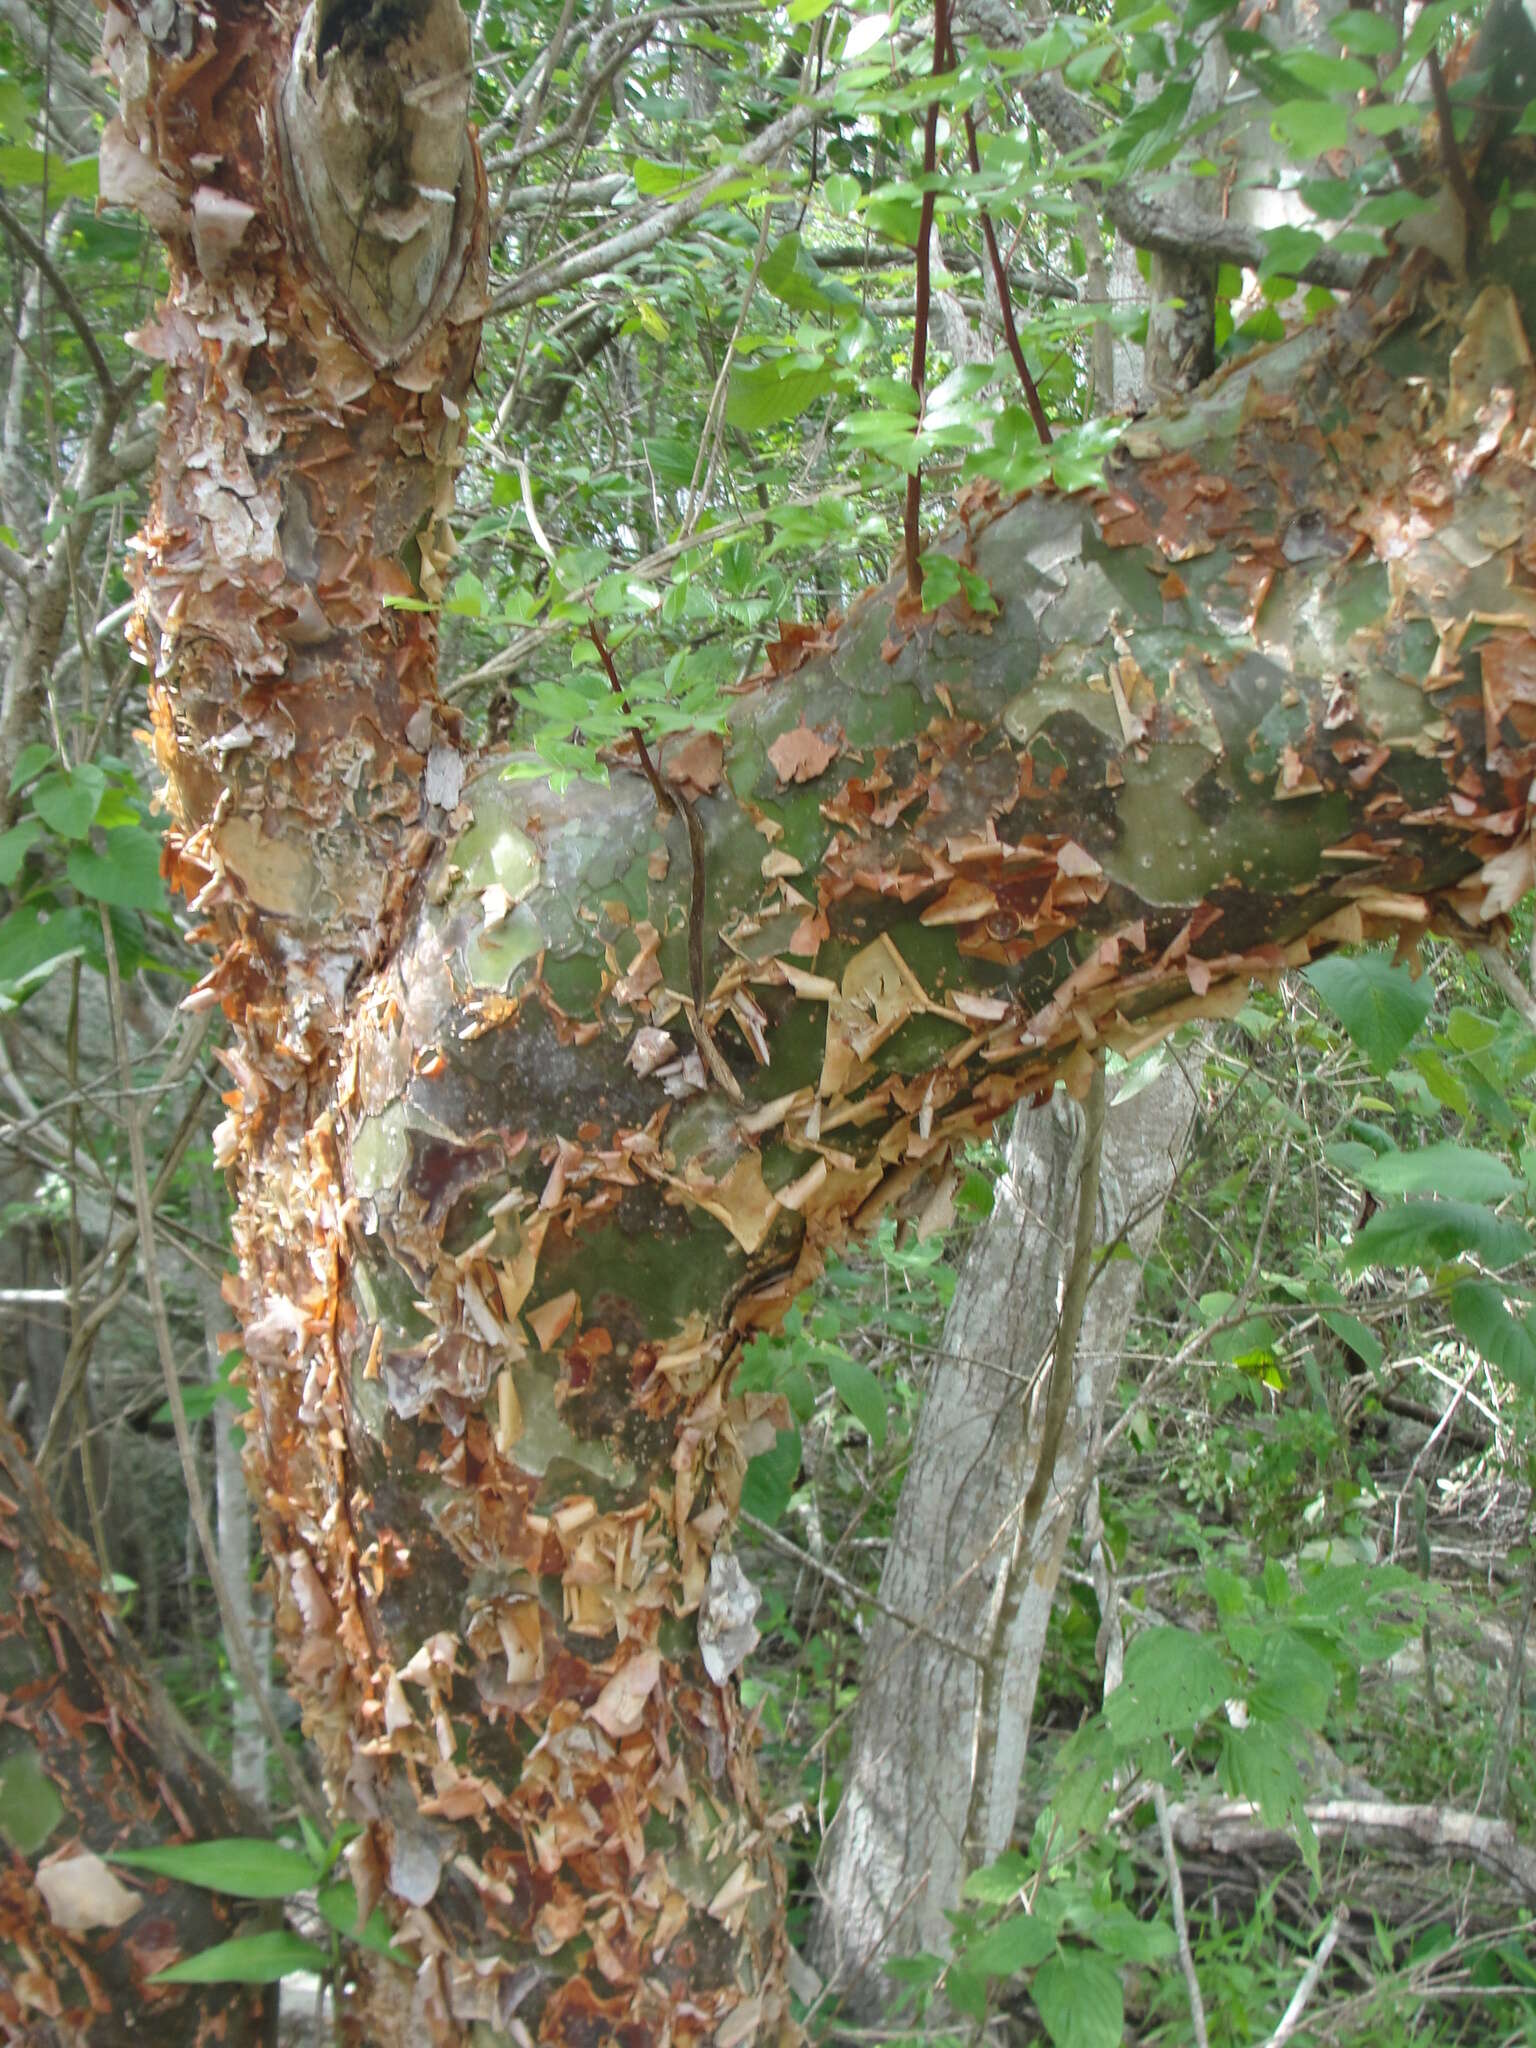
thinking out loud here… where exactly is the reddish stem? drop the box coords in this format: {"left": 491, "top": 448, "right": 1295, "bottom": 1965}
{"left": 938, "top": 20, "right": 1050, "bottom": 444}
{"left": 587, "top": 618, "right": 671, "bottom": 815}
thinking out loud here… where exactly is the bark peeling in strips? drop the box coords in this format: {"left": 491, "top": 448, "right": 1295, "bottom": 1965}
{"left": 0, "top": 1422, "right": 272, "bottom": 2046}
{"left": 105, "top": 0, "right": 1536, "bottom": 2039}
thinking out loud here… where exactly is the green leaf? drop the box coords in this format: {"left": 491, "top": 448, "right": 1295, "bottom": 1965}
{"left": 0, "top": 819, "right": 43, "bottom": 885}
{"left": 1352, "top": 1143, "right": 1519, "bottom": 1205}
{"left": 317, "top": 1881, "right": 410, "bottom": 1963}
{"left": 0, "top": 906, "right": 94, "bottom": 1005}
{"left": 0, "top": 145, "right": 97, "bottom": 198}
{"left": 111, "top": 1839, "right": 316, "bottom": 1898}
{"left": 9, "top": 742, "right": 54, "bottom": 793}
{"left": 1104, "top": 1627, "right": 1231, "bottom": 1742}
{"left": 66, "top": 831, "right": 169, "bottom": 913}
{"left": 740, "top": 1426, "right": 801, "bottom": 1526}
{"left": 823, "top": 171, "right": 860, "bottom": 215}
{"left": 1448, "top": 1279, "right": 1536, "bottom": 1394}
{"left": 1083, "top": 1904, "right": 1176, "bottom": 1963}
{"left": 1319, "top": 1309, "right": 1383, "bottom": 1373}
{"left": 1032, "top": 1949, "right": 1124, "bottom": 2048}
{"left": 1220, "top": 1723, "right": 1316, "bottom": 1869}
{"left": 1269, "top": 99, "right": 1350, "bottom": 158}
{"left": 962, "top": 1849, "right": 1032, "bottom": 1905}
{"left": 1345, "top": 1200, "right": 1530, "bottom": 1274}
{"left": 965, "top": 1911, "right": 1057, "bottom": 1977}
{"left": 631, "top": 157, "right": 689, "bottom": 197}
{"left": 724, "top": 361, "right": 832, "bottom": 432}
{"left": 0, "top": 1746, "right": 65, "bottom": 1854}
{"left": 149, "top": 1931, "right": 328, "bottom": 1985}
{"left": 828, "top": 1356, "right": 887, "bottom": 1449}
{"left": 1304, "top": 953, "right": 1432, "bottom": 1073}
{"left": 32, "top": 765, "right": 107, "bottom": 842}
{"left": 1332, "top": 9, "right": 1398, "bottom": 52}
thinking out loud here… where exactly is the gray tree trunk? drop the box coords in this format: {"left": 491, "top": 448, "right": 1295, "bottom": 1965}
{"left": 808, "top": 1055, "right": 1199, "bottom": 2008}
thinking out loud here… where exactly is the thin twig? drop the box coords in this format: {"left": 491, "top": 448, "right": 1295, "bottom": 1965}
{"left": 939, "top": 22, "right": 1050, "bottom": 443}
{"left": 1153, "top": 1781, "right": 1210, "bottom": 2048}
{"left": 742, "top": 1509, "right": 985, "bottom": 1666}
{"left": 0, "top": 192, "right": 117, "bottom": 397}
{"left": 1259, "top": 1911, "right": 1343, "bottom": 2048}
{"left": 97, "top": 907, "right": 327, "bottom": 1826}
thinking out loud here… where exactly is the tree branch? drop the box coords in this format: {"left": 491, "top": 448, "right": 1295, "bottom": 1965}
{"left": 488, "top": 92, "right": 831, "bottom": 313}
{"left": 953, "top": 0, "right": 1366, "bottom": 290}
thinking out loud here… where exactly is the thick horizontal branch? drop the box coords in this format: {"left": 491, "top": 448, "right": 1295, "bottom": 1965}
{"left": 954, "top": 0, "right": 1367, "bottom": 291}
{"left": 1169, "top": 1796, "right": 1536, "bottom": 1898}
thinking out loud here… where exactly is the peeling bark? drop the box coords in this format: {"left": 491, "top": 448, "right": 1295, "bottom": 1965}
{"left": 0, "top": 1420, "right": 273, "bottom": 2047}
{"left": 104, "top": 0, "right": 1536, "bottom": 2039}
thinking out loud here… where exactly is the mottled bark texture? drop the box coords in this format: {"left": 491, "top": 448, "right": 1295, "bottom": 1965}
{"left": 104, "top": 0, "right": 1536, "bottom": 2038}
{"left": 808, "top": 1059, "right": 1197, "bottom": 2006}
{"left": 0, "top": 1420, "right": 273, "bottom": 2046}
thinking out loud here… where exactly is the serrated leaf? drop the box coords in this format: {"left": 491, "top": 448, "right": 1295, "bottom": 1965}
{"left": 1305, "top": 952, "right": 1431, "bottom": 1073}
{"left": 1104, "top": 1627, "right": 1231, "bottom": 1742}
{"left": 149, "top": 1931, "right": 327, "bottom": 1985}
{"left": 0, "top": 906, "right": 94, "bottom": 1005}
{"left": 1083, "top": 1904, "right": 1175, "bottom": 1963}
{"left": 1220, "top": 1723, "right": 1316, "bottom": 1869}
{"left": 964, "top": 1911, "right": 1056, "bottom": 1976}
{"left": 1032, "top": 1949, "right": 1123, "bottom": 2048}
{"left": 1345, "top": 1200, "right": 1529, "bottom": 1274}
{"left": 963, "top": 1849, "right": 1032, "bottom": 1905}
{"left": 111, "top": 1839, "right": 315, "bottom": 1898}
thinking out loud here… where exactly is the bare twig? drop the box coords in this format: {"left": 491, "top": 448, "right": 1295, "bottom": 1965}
{"left": 1259, "top": 1911, "right": 1343, "bottom": 2048}
{"left": 1154, "top": 1781, "right": 1210, "bottom": 2048}
{"left": 0, "top": 192, "right": 117, "bottom": 397}
{"left": 742, "top": 1509, "right": 986, "bottom": 1666}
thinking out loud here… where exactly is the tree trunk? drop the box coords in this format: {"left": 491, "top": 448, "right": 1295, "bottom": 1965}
{"left": 807, "top": 1055, "right": 1198, "bottom": 2005}
{"left": 104, "top": 0, "right": 1536, "bottom": 2038}
{"left": 0, "top": 1420, "right": 273, "bottom": 2046}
